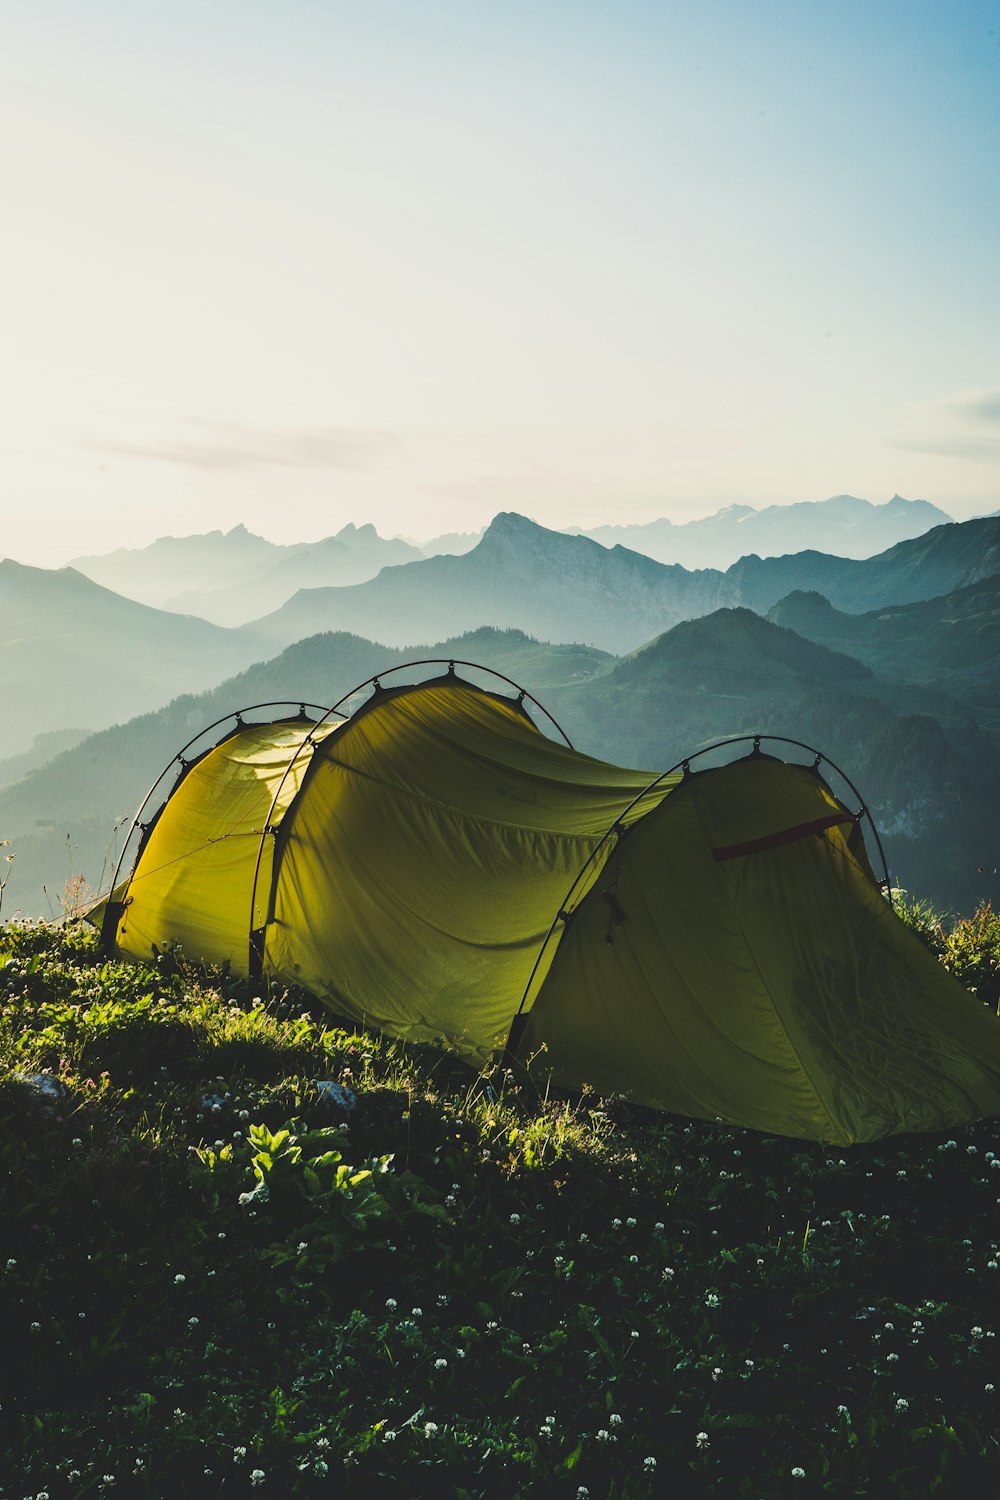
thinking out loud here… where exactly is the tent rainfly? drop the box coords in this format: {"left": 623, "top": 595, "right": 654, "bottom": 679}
{"left": 94, "top": 665, "right": 1000, "bottom": 1145}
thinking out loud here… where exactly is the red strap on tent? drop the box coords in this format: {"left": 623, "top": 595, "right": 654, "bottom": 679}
{"left": 712, "top": 810, "right": 861, "bottom": 862}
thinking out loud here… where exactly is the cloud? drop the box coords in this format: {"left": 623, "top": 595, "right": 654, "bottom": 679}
{"left": 84, "top": 421, "right": 397, "bottom": 472}
{"left": 886, "top": 387, "right": 1000, "bottom": 461}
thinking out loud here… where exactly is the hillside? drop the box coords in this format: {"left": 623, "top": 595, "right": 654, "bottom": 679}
{"left": 577, "top": 493, "right": 951, "bottom": 569}
{"left": 767, "top": 576, "right": 1000, "bottom": 724}
{"left": 4, "top": 916, "right": 1000, "bottom": 1495}
{"left": 0, "top": 560, "right": 260, "bottom": 758}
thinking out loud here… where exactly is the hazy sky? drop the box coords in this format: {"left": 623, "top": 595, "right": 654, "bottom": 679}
{"left": 4, "top": 0, "right": 999, "bottom": 565}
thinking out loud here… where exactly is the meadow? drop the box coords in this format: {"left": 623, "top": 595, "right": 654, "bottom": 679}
{"left": 2, "top": 904, "right": 999, "bottom": 1498}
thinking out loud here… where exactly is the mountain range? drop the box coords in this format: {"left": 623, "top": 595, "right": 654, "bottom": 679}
{"left": 240, "top": 511, "right": 1000, "bottom": 656}
{"left": 2, "top": 505, "right": 998, "bottom": 920}
{"left": 573, "top": 493, "right": 952, "bottom": 569}
{"left": 68, "top": 494, "right": 949, "bottom": 626}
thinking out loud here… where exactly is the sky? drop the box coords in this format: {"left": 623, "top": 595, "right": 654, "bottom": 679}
{"left": 3, "top": 0, "right": 999, "bottom": 566}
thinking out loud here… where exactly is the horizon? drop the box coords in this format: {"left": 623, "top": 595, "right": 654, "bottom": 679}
{"left": 4, "top": 1, "right": 999, "bottom": 567}
{"left": 9, "top": 490, "right": 993, "bottom": 572}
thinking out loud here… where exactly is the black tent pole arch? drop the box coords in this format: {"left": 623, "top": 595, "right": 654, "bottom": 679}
{"left": 504, "top": 732, "right": 894, "bottom": 1064}
{"left": 97, "top": 701, "right": 337, "bottom": 953}
{"left": 245, "top": 661, "right": 574, "bottom": 984}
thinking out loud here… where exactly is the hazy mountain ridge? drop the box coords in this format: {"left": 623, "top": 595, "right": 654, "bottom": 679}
{"left": 0, "top": 559, "right": 262, "bottom": 758}
{"left": 239, "top": 512, "right": 1000, "bottom": 656}
{"left": 161, "top": 525, "right": 426, "bottom": 625}
{"left": 574, "top": 494, "right": 952, "bottom": 569}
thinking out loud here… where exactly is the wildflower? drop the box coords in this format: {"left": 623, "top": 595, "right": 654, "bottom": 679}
{"left": 174, "top": 1274, "right": 186, "bottom": 1284}
{"left": 987, "top": 1384, "right": 996, "bottom": 1392}
{"left": 233, "top": 1447, "right": 247, "bottom": 1459}
{"left": 510, "top": 1213, "right": 521, "bottom": 1224}
{"left": 5, "top": 1259, "right": 15, "bottom": 1269}
{"left": 626, "top": 1217, "right": 637, "bottom": 1227}
{"left": 895, "top": 1398, "right": 909, "bottom": 1411}
{"left": 972, "top": 1326, "right": 984, "bottom": 1337}
{"left": 385, "top": 1298, "right": 397, "bottom": 1310}
{"left": 696, "top": 1431, "right": 710, "bottom": 1449}
{"left": 643, "top": 1456, "right": 657, "bottom": 1471}
{"left": 612, "top": 1218, "right": 622, "bottom": 1228}
{"left": 297, "top": 1242, "right": 308, "bottom": 1253}
{"left": 630, "top": 1329, "right": 639, "bottom": 1339}
{"left": 791, "top": 1468, "right": 806, "bottom": 1479}
{"left": 383, "top": 1430, "right": 397, "bottom": 1441}
{"left": 435, "top": 1358, "right": 448, "bottom": 1369}
{"left": 629, "top": 1254, "right": 639, "bottom": 1264}
{"left": 653, "top": 1221, "right": 664, "bottom": 1232}
{"left": 662, "top": 1267, "right": 675, "bottom": 1279}
{"left": 596, "top": 1428, "right": 610, "bottom": 1442}
{"left": 424, "top": 1421, "right": 439, "bottom": 1437}
{"left": 188, "top": 1317, "right": 200, "bottom": 1327}
{"left": 711, "top": 1367, "right": 722, "bottom": 1381}
{"left": 411, "top": 1307, "right": 423, "bottom": 1317}
{"left": 577, "top": 1489, "right": 590, "bottom": 1498}
{"left": 610, "top": 1412, "right": 622, "bottom": 1425}
{"left": 705, "top": 1292, "right": 720, "bottom": 1308}
{"left": 250, "top": 1472, "right": 265, "bottom": 1487}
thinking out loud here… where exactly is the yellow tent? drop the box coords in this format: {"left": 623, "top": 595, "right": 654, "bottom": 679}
{"left": 96, "top": 669, "right": 1000, "bottom": 1144}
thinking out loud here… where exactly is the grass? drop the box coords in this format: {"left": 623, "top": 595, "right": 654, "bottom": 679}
{"left": 1, "top": 905, "right": 1000, "bottom": 1497}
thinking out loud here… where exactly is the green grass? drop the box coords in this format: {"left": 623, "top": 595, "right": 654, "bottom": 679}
{"left": 2, "top": 907, "right": 1000, "bottom": 1498}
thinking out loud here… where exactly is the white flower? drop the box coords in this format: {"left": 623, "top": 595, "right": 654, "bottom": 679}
{"left": 411, "top": 1307, "right": 423, "bottom": 1317}
{"left": 705, "top": 1292, "right": 720, "bottom": 1308}
{"left": 188, "top": 1317, "right": 200, "bottom": 1327}
{"left": 895, "top": 1398, "right": 909, "bottom": 1411}
{"left": 662, "top": 1266, "right": 675, "bottom": 1279}
{"left": 250, "top": 1472, "right": 265, "bottom": 1487}
{"left": 596, "top": 1428, "right": 610, "bottom": 1441}
{"left": 643, "top": 1457, "right": 657, "bottom": 1470}
{"left": 791, "top": 1468, "right": 806, "bottom": 1479}
{"left": 630, "top": 1330, "right": 639, "bottom": 1339}
{"left": 653, "top": 1221, "right": 664, "bottom": 1232}
{"left": 435, "top": 1358, "right": 448, "bottom": 1369}
{"left": 626, "top": 1217, "right": 637, "bottom": 1227}
{"left": 609, "top": 1412, "right": 622, "bottom": 1425}
{"left": 385, "top": 1298, "right": 397, "bottom": 1310}
{"left": 424, "top": 1421, "right": 439, "bottom": 1437}
{"left": 696, "top": 1431, "right": 710, "bottom": 1449}
{"left": 383, "top": 1429, "right": 397, "bottom": 1441}
{"left": 510, "top": 1213, "right": 521, "bottom": 1224}
{"left": 629, "top": 1254, "right": 639, "bottom": 1264}
{"left": 174, "top": 1274, "right": 186, "bottom": 1284}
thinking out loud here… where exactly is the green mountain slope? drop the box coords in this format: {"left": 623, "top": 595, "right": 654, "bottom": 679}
{"left": 767, "top": 575, "right": 1000, "bottom": 724}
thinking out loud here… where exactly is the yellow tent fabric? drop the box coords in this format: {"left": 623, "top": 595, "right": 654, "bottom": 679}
{"left": 99, "top": 674, "right": 1000, "bottom": 1144}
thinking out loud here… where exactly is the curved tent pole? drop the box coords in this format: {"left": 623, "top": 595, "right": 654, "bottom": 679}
{"left": 505, "top": 732, "right": 894, "bottom": 1061}
{"left": 98, "top": 701, "right": 335, "bottom": 953}
{"left": 245, "top": 660, "right": 573, "bottom": 984}
{"left": 322, "top": 658, "right": 574, "bottom": 748}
